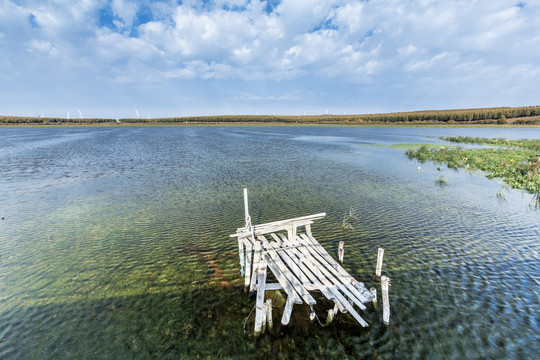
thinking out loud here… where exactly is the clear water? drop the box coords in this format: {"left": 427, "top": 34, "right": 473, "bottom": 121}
{"left": 0, "top": 126, "right": 539, "bottom": 359}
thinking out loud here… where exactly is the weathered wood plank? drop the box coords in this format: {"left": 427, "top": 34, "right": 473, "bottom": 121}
{"left": 301, "top": 234, "right": 371, "bottom": 303}
{"left": 276, "top": 233, "right": 335, "bottom": 301}
{"left": 254, "top": 259, "right": 268, "bottom": 336}
{"left": 296, "top": 234, "right": 368, "bottom": 309}
{"left": 264, "top": 255, "right": 303, "bottom": 304}
{"left": 328, "top": 286, "right": 369, "bottom": 327}
{"left": 230, "top": 213, "right": 326, "bottom": 238}
{"left": 258, "top": 235, "right": 316, "bottom": 305}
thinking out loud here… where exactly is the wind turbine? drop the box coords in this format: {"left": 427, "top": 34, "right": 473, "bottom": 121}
{"left": 77, "top": 108, "right": 83, "bottom": 119}
{"left": 135, "top": 108, "right": 140, "bottom": 120}
{"left": 67, "top": 111, "right": 70, "bottom": 119}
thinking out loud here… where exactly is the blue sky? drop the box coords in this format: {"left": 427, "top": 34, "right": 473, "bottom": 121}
{"left": 1, "top": 0, "right": 539, "bottom": 118}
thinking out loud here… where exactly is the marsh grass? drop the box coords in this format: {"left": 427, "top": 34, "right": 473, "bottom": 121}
{"left": 435, "top": 175, "right": 450, "bottom": 187}
{"left": 406, "top": 137, "right": 540, "bottom": 193}
{"left": 341, "top": 206, "right": 358, "bottom": 230}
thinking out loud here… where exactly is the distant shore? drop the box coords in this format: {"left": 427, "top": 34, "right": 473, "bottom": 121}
{"left": 2, "top": 105, "right": 540, "bottom": 127}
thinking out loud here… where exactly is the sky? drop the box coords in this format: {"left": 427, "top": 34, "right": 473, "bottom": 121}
{"left": 0, "top": 0, "right": 539, "bottom": 118}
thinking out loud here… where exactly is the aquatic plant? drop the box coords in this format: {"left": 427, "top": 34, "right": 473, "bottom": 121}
{"left": 435, "top": 175, "right": 449, "bottom": 187}
{"left": 407, "top": 137, "right": 540, "bottom": 193}
{"left": 341, "top": 206, "right": 358, "bottom": 230}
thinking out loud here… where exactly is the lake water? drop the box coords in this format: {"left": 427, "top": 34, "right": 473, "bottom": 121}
{"left": 0, "top": 126, "right": 539, "bottom": 359}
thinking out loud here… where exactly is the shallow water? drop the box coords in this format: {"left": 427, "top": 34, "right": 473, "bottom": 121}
{"left": 0, "top": 126, "right": 539, "bottom": 359}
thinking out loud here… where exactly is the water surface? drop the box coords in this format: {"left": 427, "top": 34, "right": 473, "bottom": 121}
{"left": 0, "top": 126, "right": 539, "bottom": 359}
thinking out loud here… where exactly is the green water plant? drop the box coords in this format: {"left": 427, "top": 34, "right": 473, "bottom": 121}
{"left": 341, "top": 206, "right": 358, "bottom": 230}
{"left": 406, "top": 137, "right": 540, "bottom": 193}
{"left": 435, "top": 175, "right": 450, "bottom": 187}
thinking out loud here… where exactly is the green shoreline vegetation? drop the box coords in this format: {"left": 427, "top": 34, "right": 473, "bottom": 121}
{"left": 2, "top": 105, "right": 540, "bottom": 126}
{"left": 406, "top": 137, "right": 540, "bottom": 196}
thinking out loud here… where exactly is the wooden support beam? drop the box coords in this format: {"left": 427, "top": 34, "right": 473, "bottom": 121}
{"left": 249, "top": 241, "right": 262, "bottom": 291}
{"left": 254, "top": 259, "right": 268, "bottom": 337}
{"left": 265, "top": 299, "right": 273, "bottom": 331}
{"left": 242, "top": 239, "right": 253, "bottom": 289}
{"left": 238, "top": 239, "right": 244, "bottom": 275}
{"left": 381, "top": 275, "right": 391, "bottom": 326}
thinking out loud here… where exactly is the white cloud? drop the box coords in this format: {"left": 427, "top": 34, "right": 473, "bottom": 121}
{"left": 1, "top": 0, "right": 540, "bottom": 116}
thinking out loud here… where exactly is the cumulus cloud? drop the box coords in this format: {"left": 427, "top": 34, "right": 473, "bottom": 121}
{"left": 0, "top": 0, "right": 539, "bottom": 116}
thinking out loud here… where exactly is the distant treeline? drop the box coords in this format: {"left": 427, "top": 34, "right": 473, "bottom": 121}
{"left": 2, "top": 105, "right": 540, "bottom": 125}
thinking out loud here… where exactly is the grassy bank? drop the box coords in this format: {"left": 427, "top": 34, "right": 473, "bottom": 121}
{"left": 2, "top": 105, "right": 540, "bottom": 126}
{"left": 406, "top": 137, "right": 540, "bottom": 193}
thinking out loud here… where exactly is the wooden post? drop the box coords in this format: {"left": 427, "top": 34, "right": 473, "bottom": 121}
{"left": 326, "top": 308, "right": 335, "bottom": 325}
{"left": 370, "top": 287, "right": 377, "bottom": 306}
{"left": 338, "top": 241, "right": 344, "bottom": 263}
{"left": 249, "top": 241, "right": 262, "bottom": 291}
{"left": 254, "top": 259, "right": 268, "bottom": 337}
{"left": 238, "top": 239, "right": 244, "bottom": 276}
{"left": 265, "top": 299, "right": 273, "bottom": 331}
{"left": 281, "top": 296, "right": 294, "bottom": 326}
{"left": 376, "top": 248, "right": 384, "bottom": 278}
{"left": 243, "top": 188, "right": 250, "bottom": 226}
{"left": 381, "top": 276, "right": 391, "bottom": 326}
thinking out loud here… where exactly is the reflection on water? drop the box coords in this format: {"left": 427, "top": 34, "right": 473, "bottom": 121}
{"left": 0, "top": 126, "right": 539, "bottom": 359}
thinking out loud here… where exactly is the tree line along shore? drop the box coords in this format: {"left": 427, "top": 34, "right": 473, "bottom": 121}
{"left": 1, "top": 105, "right": 540, "bottom": 126}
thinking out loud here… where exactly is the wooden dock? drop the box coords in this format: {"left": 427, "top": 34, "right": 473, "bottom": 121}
{"left": 230, "top": 189, "right": 374, "bottom": 334}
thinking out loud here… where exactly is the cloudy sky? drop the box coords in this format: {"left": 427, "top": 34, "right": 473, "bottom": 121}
{"left": 1, "top": 0, "right": 539, "bottom": 118}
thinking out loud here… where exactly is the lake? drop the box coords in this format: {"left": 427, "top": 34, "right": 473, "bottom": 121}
{"left": 0, "top": 126, "right": 539, "bottom": 359}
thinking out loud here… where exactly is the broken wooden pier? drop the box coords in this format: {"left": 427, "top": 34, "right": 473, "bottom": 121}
{"left": 230, "top": 189, "right": 374, "bottom": 335}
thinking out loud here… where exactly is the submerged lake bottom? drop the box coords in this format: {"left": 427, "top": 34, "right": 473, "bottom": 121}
{"left": 0, "top": 126, "right": 539, "bottom": 359}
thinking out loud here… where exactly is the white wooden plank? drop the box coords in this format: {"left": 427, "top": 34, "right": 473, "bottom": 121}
{"left": 264, "top": 255, "right": 303, "bottom": 304}
{"left": 262, "top": 236, "right": 309, "bottom": 284}
{"left": 276, "top": 233, "right": 335, "bottom": 301}
{"left": 254, "top": 259, "right": 268, "bottom": 336}
{"left": 265, "top": 283, "right": 282, "bottom": 291}
{"left": 249, "top": 240, "right": 262, "bottom": 291}
{"left": 258, "top": 235, "right": 316, "bottom": 305}
{"left": 301, "top": 234, "right": 371, "bottom": 303}
{"left": 230, "top": 213, "right": 326, "bottom": 238}
{"left": 328, "top": 286, "right": 369, "bottom": 327}
{"left": 295, "top": 235, "right": 367, "bottom": 310}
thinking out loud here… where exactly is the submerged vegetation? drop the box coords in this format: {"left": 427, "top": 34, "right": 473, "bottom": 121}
{"left": 2, "top": 105, "right": 540, "bottom": 126}
{"left": 406, "top": 137, "right": 540, "bottom": 193}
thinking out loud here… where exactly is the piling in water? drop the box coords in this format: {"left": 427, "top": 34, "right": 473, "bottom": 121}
{"left": 376, "top": 248, "right": 384, "bottom": 278}
{"left": 338, "top": 240, "right": 344, "bottom": 263}
{"left": 381, "top": 275, "right": 391, "bottom": 326}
